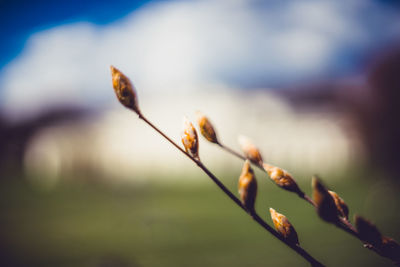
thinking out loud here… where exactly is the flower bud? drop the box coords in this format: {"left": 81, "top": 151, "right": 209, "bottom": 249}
{"left": 238, "top": 160, "right": 257, "bottom": 212}
{"left": 381, "top": 236, "right": 400, "bottom": 262}
{"left": 238, "top": 135, "right": 263, "bottom": 165}
{"left": 269, "top": 208, "right": 299, "bottom": 245}
{"left": 328, "top": 190, "right": 349, "bottom": 219}
{"left": 312, "top": 177, "right": 339, "bottom": 223}
{"left": 354, "top": 215, "right": 382, "bottom": 247}
{"left": 110, "top": 66, "right": 140, "bottom": 113}
{"left": 263, "top": 163, "right": 301, "bottom": 194}
{"left": 355, "top": 215, "right": 400, "bottom": 262}
{"left": 196, "top": 112, "right": 219, "bottom": 144}
{"left": 181, "top": 117, "right": 199, "bottom": 160}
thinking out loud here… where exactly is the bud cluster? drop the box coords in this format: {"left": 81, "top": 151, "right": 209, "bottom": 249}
{"left": 110, "top": 66, "right": 400, "bottom": 265}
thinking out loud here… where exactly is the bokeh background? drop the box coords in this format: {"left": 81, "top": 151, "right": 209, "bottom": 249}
{"left": 1, "top": 0, "right": 400, "bottom": 266}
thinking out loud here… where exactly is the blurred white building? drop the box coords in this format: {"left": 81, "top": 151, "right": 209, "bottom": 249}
{"left": 24, "top": 87, "right": 364, "bottom": 185}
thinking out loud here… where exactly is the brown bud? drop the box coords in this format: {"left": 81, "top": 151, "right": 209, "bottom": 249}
{"left": 110, "top": 66, "right": 140, "bottom": 113}
{"left": 354, "top": 215, "right": 382, "bottom": 247}
{"left": 195, "top": 112, "right": 219, "bottom": 144}
{"left": 238, "top": 160, "right": 257, "bottom": 212}
{"left": 238, "top": 135, "right": 263, "bottom": 165}
{"left": 328, "top": 190, "right": 349, "bottom": 219}
{"left": 269, "top": 208, "right": 299, "bottom": 245}
{"left": 263, "top": 163, "right": 301, "bottom": 194}
{"left": 355, "top": 215, "right": 400, "bottom": 262}
{"left": 312, "top": 177, "right": 339, "bottom": 223}
{"left": 381, "top": 236, "right": 400, "bottom": 262}
{"left": 181, "top": 117, "right": 199, "bottom": 160}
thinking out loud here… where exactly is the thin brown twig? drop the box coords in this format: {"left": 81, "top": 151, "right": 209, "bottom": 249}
{"left": 218, "top": 143, "right": 247, "bottom": 161}
{"left": 138, "top": 113, "right": 325, "bottom": 267}
{"left": 303, "top": 194, "right": 316, "bottom": 207}
{"left": 338, "top": 218, "right": 358, "bottom": 237}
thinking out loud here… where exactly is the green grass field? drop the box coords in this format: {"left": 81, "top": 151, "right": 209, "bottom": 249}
{"left": 1, "top": 170, "right": 399, "bottom": 267}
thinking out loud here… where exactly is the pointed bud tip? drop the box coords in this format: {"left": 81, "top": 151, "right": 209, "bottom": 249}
{"left": 241, "top": 159, "right": 252, "bottom": 175}
{"left": 110, "top": 65, "right": 120, "bottom": 77}
{"left": 182, "top": 116, "right": 194, "bottom": 133}
{"left": 269, "top": 207, "right": 275, "bottom": 213}
{"left": 311, "top": 176, "right": 318, "bottom": 186}
{"left": 312, "top": 176, "right": 324, "bottom": 190}
{"left": 182, "top": 116, "right": 194, "bottom": 130}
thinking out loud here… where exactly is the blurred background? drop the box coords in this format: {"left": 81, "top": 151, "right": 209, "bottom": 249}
{"left": 1, "top": 0, "right": 400, "bottom": 266}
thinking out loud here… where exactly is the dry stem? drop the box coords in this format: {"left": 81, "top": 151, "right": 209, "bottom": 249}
{"left": 137, "top": 112, "right": 324, "bottom": 267}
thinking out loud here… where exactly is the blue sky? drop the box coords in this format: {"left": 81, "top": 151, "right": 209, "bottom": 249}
{"left": 1, "top": 0, "right": 400, "bottom": 119}
{"left": 1, "top": 0, "right": 399, "bottom": 75}
{"left": 0, "top": 0, "right": 153, "bottom": 69}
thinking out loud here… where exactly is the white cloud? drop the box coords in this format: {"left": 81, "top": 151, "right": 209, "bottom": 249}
{"left": 0, "top": 0, "right": 398, "bottom": 119}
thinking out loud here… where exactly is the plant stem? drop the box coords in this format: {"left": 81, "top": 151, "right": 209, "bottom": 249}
{"left": 218, "top": 142, "right": 316, "bottom": 207}
{"left": 218, "top": 143, "right": 247, "bottom": 161}
{"left": 302, "top": 194, "right": 316, "bottom": 207}
{"left": 138, "top": 113, "right": 325, "bottom": 267}
{"left": 138, "top": 113, "right": 191, "bottom": 161}
{"left": 338, "top": 218, "right": 359, "bottom": 237}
